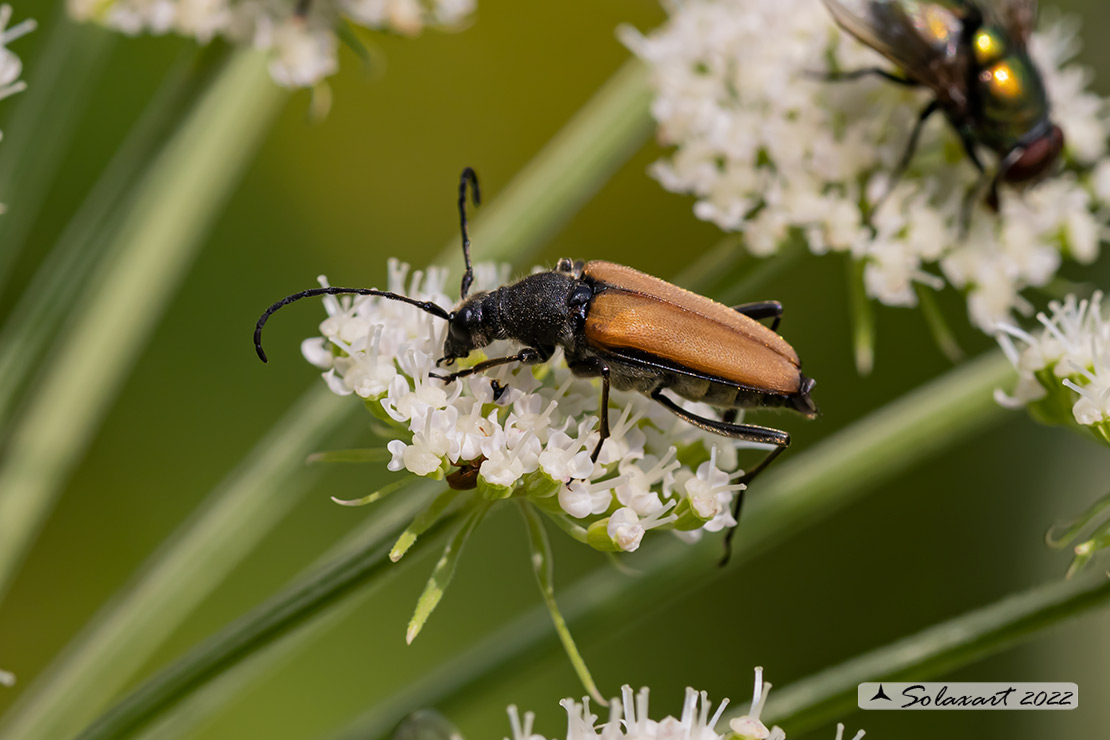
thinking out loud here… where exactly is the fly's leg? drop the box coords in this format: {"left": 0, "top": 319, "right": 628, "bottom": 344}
{"left": 566, "top": 357, "right": 612, "bottom": 462}
{"left": 810, "top": 68, "right": 920, "bottom": 87}
{"left": 732, "top": 301, "right": 784, "bottom": 332}
{"left": 957, "top": 130, "right": 993, "bottom": 237}
{"left": 869, "top": 99, "right": 940, "bottom": 219}
{"left": 649, "top": 388, "right": 790, "bottom": 566}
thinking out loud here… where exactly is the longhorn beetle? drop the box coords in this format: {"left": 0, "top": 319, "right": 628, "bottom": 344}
{"left": 254, "top": 168, "right": 817, "bottom": 564}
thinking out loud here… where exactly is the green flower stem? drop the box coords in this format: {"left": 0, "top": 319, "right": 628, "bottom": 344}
{"left": 915, "top": 283, "right": 964, "bottom": 363}
{"left": 0, "top": 50, "right": 285, "bottom": 605}
{"left": 0, "top": 17, "right": 115, "bottom": 295}
{"left": 847, "top": 255, "right": 876, "bottom": 376}
{"left": 0, "top": 387, "right": 360, "bottom": 740}
{"left": 48, "top": 55, "right": 653, "bottom": 740}
{"left": 327, "top": 351, "right": 1015, "bottom": 739}
{"left": 74, "top": 504, "right": 462, "bottom": 740}
{"left": 756, "top": 571, "right": 1110, "bottom": 733}
{"left": 520, "top": 502, "right": 604, "bottom": 705}
{"left": 0, "top": 45, "right": 230, "bottom": 427}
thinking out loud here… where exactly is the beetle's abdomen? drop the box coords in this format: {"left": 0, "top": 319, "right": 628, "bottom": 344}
{"left": 584, "top": 289, "right": 803, "bottom": 395}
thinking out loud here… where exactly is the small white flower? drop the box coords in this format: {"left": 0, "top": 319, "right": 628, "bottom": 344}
{"left": 625, "top": 1, "right": 1110, "bottom": 332}
{"left": 0, "top": 668, "right": 14, "bottom": 687}
{"left": 69, "top": 0, "right": 477, "bottom": 87}
{"left": 508, "top": 670, "right": 863, "bottom": 740}
{"left": 995, "top": 291, "right": 1110, "bottom": 440}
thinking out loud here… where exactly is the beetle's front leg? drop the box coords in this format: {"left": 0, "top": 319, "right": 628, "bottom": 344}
{"left": 566, "top": 356, "right": 612, "bottom": 463}
{"left": 429, "top": 347, "right": 546, "bottom": 384}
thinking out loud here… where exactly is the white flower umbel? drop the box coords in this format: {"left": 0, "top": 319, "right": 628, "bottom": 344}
{"left": 68, "top": 0, "right": 476, "bottom": 88}
{"left": 0, "top": 667, "right": 13, "bottom": 687}
{"left": 504, "top": 669, "right": 865, "bottom": 740}
{"left": 0, "top": 3, "right": 34, "bottom": 215}
{"left": 304, "top": 258, "right": 746, "bottom": 550}
{"left": 622, "top": 2, "right": 1110, "bottom": 332}
{"left": 996, "top": 291, "right": 1110, "bottom": 446}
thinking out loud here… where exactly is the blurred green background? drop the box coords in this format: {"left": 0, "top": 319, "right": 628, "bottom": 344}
{"left": 1, "top": 0, "right": 1109, "bottom": 738}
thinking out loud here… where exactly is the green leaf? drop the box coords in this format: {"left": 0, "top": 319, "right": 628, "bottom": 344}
{"left": 406, "top": 503, "right": 491, "bottom": 645}
{"left": 391, "top": 489, "right": 463, "bottom": 562}
{"left": 331, "top": 474, "right": 415, "bottom": 507}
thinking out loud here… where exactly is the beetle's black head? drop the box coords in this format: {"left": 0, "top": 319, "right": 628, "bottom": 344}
{"left": 438, "top": 293, "right": 495, "bottom": 366}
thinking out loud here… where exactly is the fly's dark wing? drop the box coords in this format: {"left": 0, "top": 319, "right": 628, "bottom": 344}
{"left": 822, "top": 0, "right": 974, "bottom": 110}
{"left": 981, "top": 0, "right": 1038, "bottom": 49}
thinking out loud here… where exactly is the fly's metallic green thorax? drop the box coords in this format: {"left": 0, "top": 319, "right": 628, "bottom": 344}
{"left": 823, "top": 0, "right": 1064, "bottom": 201}
{"left": 974, "top": 43, "right": 1050, "bottom": 153}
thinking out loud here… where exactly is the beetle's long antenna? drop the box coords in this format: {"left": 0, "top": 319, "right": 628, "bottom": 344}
{"left": 254, "top": 287, "right": 450, "bottom": 363}
{"left": 457, "top": 167, "right": 481, "bottom": 300}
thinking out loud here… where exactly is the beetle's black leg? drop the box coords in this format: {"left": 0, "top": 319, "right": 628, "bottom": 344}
{"left": 732, "top": 301, "right": 783, "bottom": 332}
{"left": 650, "top": 389, "right": 791, "bottom": 446}
{"left": 810, "top": 67, "right": 920, "bottom": 87}
{"left": 457, "top": 168, "right": 481, "bottom": 300}
{"left": 721, "top": 409, "right": 738, "bottom": 424}
{"left": 566, "top": 357, "right": 612, "bottom": 462}
{"left": 430, "top": 347, "right": 543, "bottom": 383}
{"left": 649, "top": 389, "right": 790, "bottom": 565}
{"left": 870, "top": 99, "right": 940, "bottom": 218}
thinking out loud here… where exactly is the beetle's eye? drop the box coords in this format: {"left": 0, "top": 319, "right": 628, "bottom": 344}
{"left": 1004, "top": 125, "right": 1065, "bottom": 183}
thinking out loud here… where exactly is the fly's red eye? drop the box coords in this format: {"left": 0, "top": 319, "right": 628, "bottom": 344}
{"left": 1004, "top": 125, "right": 1065, "bottom": 183}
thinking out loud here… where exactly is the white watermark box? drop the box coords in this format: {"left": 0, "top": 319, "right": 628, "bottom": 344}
{"left": 857, "top": 683, "right": 1078, "bottom": 710}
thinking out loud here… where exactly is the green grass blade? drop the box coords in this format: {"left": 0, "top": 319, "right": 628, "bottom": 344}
{"left": 0, "top": 14, "right": 115, "bottom": 295}
{"left": 0, "top": 386, "right": 355, "bottom": 740}
{"left": 756, "top": 572, "right": 1110, "bottom": 733}
{"left": 0, "top": 45, "right": 230, "bottom": 427}
{"left": 73, "top": 502, "right": 461, "bottom": 740}
{"left": 0, "top": 50, "right": 285, "bottom": 604}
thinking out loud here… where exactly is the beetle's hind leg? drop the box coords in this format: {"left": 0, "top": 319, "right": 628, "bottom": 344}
{"left": 732, "top": 301, "right": 783, "bottom": 332}
{"left": 649, "top": 389, "right": 790, "bottom": 566}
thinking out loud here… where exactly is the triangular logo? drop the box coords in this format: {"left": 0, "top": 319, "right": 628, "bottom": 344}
{"left": 870, "top": 684, "right": 892, "bottom": 701}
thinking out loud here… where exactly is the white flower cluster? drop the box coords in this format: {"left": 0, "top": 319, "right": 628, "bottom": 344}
{"left": 0, "top": 668, "right": 13, "bottom": 687}
{"left": 504, "top": 668, "right": 864, "bottom": 740}
{"left": 303, "top": 259, "right": 750, "bottom": 553}
{"left": 621, "top": 1, "right": 1110, "bottom": 331}
{"left": 996, "top": 291, "right": 1110, "bottom": 446}
{"left": 67, "top": 0, "right": 475, "bottom": 88}
{"left": 0, "top": 2, "right": 34, "bottom": 215}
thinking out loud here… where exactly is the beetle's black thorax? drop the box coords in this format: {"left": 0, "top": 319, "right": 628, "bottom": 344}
{"left": 444, "top": 271, "right": 592, "bottom": 360}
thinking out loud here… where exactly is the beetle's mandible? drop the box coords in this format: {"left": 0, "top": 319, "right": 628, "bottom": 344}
{"left": 254, "top": 168, "right": 818, "bottom": 563}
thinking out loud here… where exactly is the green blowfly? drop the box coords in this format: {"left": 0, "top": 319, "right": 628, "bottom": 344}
{"left": 822, "top": 0, "right": 1064, "bottom": 220}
